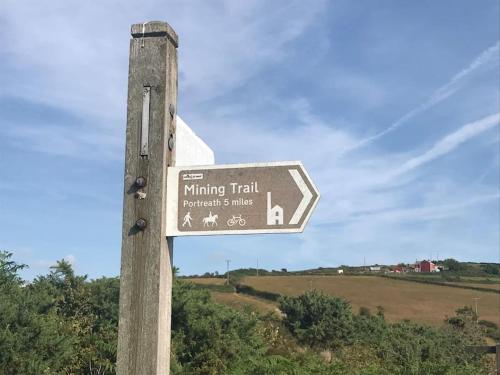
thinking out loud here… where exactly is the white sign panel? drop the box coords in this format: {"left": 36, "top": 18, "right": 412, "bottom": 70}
{"left": 174, "top": 116, "right": 214, "bottom": 167}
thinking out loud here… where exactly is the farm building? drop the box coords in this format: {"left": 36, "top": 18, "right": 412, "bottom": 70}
{"left": 420, "top": 260, "right": 437, "bottom": 273}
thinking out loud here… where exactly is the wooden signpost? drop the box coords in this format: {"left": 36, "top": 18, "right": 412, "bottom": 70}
{"left": 117, "top": 21, "right": 178, "bottom": 375}
{"left": 117, "top": 21, "right": 320, "bottom": 375}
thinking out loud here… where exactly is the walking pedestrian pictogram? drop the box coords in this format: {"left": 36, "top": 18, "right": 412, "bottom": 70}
{"left": 182, "top": 212, "right": 193, "bottom": 227}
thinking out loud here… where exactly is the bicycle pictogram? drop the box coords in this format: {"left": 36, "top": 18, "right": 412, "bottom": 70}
{"left": 227, "top": 214, "right": 246, "bottom": 227}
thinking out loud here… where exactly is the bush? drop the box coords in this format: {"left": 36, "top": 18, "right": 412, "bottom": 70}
{"left": 171, "top": 280, "right": 265, "bottom": 374}
{"left": 279, "top": 290, "right": 354, "bottom": 349}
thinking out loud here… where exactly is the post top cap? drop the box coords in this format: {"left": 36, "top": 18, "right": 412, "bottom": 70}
{"left": 131, "top": 21, "right": 178, "bottom": 48}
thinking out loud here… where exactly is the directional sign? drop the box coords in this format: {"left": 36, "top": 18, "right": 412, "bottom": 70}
{"left": 166, "top": 161, "right": 320, "bottom": 236}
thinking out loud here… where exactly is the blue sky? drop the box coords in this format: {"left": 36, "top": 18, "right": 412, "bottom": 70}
{"left": 0, "top": 0, "right": 498, "bottom": 280}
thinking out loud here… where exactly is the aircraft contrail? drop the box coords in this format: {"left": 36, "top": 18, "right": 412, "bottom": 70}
{"left": 343, "top": 41, "right": 499, "bottom": 155}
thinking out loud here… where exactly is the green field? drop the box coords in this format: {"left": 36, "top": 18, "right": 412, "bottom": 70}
{"left": 189, "top": 275, "right": 500, "bottom": 326}
{"left": 242, "top": 275, "right": 500, "bottom": 326}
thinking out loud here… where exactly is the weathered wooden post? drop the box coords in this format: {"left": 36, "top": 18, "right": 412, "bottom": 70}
{"left": 117, "top": 21, "right": 178, "bottom": 375}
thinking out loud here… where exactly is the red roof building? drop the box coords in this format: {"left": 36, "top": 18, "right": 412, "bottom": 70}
{"left": 420, "top": 260, "right": 436, "bottom": 273}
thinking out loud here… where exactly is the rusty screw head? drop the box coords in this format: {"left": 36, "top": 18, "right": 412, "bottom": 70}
{"left": 135, "top": 218, "right": 147, "bottom": 230}
{"left": 135, "top": 176, "right": 147, "bottom": 188}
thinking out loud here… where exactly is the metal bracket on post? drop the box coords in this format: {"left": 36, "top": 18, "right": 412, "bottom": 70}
{"left": 140, "top": 87, "right": 151, "bottom": 156}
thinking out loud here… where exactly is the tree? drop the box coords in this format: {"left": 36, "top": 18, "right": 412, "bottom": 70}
{"left": 442, "top": 258, "right": 466, "bottom": 272}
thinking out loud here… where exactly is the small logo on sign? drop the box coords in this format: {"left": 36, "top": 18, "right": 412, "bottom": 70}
{"left": 183, "top": 173, "right": 204, "bottom": 181}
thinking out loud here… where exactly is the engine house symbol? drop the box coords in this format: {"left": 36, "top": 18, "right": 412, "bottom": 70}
{"left": 267, "top": 192, "right": 283, "bottom": 225}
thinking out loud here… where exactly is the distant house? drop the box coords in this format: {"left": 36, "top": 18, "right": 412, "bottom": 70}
{"left": 392, "top": 266, "right": 406, "bottom": 273}
{"left": 369, "top": 266, "right": 381, "bottom": 272}
{"left": 408, "top": 264, "right": 420, "bottom": 272}
{"left": 420, "top": 260, "right": 437, "bottom": 273}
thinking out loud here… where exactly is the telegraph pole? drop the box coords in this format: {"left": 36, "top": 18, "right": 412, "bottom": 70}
{"left": 117, "top": 21, "right": 178, "bottom": 375}
{"left": 226, "top": 259, "right": 231, "bottom": 284}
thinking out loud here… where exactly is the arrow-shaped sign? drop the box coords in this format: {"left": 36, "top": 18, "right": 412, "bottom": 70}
{"left": 165, "top": 161, "right": 320, "bottom": 236}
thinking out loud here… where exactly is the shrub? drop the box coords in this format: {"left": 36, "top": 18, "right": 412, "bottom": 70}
{"left": 279, "top": 290, "right": 354, "bottom": 349}
{"left": 359, "top": 306, "right": 371, "bottom": 317}
{"left": 171, "top": 280, "right": 265, "bottom": 374}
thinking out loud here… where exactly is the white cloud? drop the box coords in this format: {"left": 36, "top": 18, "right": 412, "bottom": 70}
{"left": 0, "top": 0, "right": 326, "bottom": 158}
{"left": 0, "top": 0, "right": 325, "bottom": 117}
{"left": 178, "top": 0, "right": 327, "bottom": 104}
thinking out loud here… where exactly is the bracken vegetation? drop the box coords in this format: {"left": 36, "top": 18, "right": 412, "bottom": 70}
{"left": 0, "top": 251, "right": 496, "bottom": 374}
